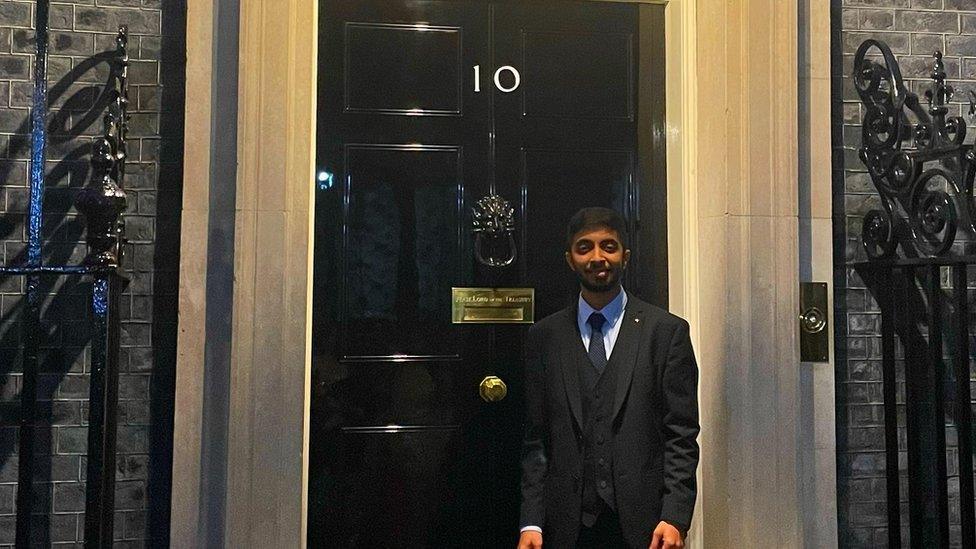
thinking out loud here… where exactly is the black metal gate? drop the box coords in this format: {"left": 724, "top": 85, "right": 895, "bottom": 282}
{"left": 0, "top": 3, "right": 130, "bottom": 546}
{"left": 854, "top": 40, "right": 976, "bottom": 548}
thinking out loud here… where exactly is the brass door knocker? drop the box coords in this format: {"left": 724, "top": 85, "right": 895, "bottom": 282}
{"left": 472, "top": 194, "right": 516, "bottom": 267}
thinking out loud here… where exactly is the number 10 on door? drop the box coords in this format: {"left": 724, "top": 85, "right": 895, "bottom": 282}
{"left": 474, "top": 65, "right": 521, "bottom": 93}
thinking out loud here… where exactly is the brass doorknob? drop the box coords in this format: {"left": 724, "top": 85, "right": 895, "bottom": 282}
{"left": 479, "top": 375, "right": 508, "bottom": 402}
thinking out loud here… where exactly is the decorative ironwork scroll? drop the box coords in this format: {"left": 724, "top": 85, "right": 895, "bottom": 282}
{"left": 75, "top": 26, "right": 129, "bottom": 268}
{"left": 854, "top": 40, "right": 976, "bottom": 259}
{"left": 472, "top": 193, "right": 517, "bottom": 267}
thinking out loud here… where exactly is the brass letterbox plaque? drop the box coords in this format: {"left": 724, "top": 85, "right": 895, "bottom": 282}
{"left": 452, "top": 287, "right": 535, "bottom": 324}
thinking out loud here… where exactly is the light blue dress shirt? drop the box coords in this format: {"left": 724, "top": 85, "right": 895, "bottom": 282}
{"left": 520, "top": 288, "right": 628, "bottom": 535}
{"left": 577, "top": 288, "right": 628, "bottom": 357}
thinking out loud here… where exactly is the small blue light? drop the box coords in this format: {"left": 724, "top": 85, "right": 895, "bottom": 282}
{"left": 317, "top": 170, "right": 334, "bottom": 190}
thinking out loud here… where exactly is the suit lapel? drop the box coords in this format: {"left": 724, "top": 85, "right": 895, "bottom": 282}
{"left": 559, "top": 305, "right": 585, "bottom": 432}
{"left": 610, "top": 302, "right": 644, "bottom": 423}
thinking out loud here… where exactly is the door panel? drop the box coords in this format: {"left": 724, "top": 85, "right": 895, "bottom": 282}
{"left": 310, "top": 2, "right": 666, "bottom": 547}
{"left": 330, "top": 426, "right": 459, "bottom": 538}
{"left": 520, "top": 30, "right": 634, "bottom": 119}
{"left": 343, "top": 23, "right": 464, "bottom": 116}
{"left": 339, "top": 145, "right": 464, "bottom": 360}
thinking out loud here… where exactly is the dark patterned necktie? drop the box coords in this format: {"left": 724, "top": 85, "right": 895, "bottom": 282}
{"left": 587, "top": 312, "right": 608, "bottom": 372}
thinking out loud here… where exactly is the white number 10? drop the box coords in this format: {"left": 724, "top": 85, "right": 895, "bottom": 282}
{"left": 474, "top": 65, "right": 521, "bottom": 93}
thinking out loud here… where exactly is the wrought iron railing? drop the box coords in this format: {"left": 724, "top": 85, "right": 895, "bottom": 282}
{"left": 853, "top": 39, "right": 976, "bottom": 548}
{"left": 0, "top": 3, "right": 129, "bottom": 545}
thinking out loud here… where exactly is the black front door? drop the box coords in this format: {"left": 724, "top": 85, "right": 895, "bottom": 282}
{"left": 309, "top": 1, "right": 665, "bottom": 547}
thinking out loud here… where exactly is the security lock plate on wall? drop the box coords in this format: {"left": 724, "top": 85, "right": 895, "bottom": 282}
{"left": 799, "top": 282, "right": 829, "bottom": 362}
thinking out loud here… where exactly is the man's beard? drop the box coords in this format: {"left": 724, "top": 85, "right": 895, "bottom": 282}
{"left": 577, "top": 268, "right": 621, "bottom": 293}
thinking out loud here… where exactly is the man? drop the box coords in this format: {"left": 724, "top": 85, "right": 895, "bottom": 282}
{"left": 518, "top": 208, "right": 699, "bottom": 549}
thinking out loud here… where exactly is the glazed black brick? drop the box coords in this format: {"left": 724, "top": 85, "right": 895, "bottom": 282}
{"left": 126, "top": 112, "right": 158, "bottom": 136}
{"left": 948, "top": 35, "right": 976, "bottom": 56}
{"left": 75, "top": 8, "right": 160, "bottom": 35}
{"left": 124, "top": 215, "right": 153, "bottom": 242}
{"left": 843, "top": 30, "right": 911, "bottom": 52}
{"left": 137, "top": 35, "right": 159, "bottom": 58}
{"left": 114, "top": 480, "right": 145, "bottom": 510}
{"left": 123, "top": 509, "right": 147, "bottom": 539}
{"left": 965, "top": 15, "right": 976, "bottom": 34}
{"left": 859, "top": 10, "right": 894, "bottom": 30}
{"left": 0, "top": 4, "right": 29, "bottom": 28}
{"left": 48, "top": 5, "right": 73, "bottom": 31}
{"left": 120, "top": 399, "right": 150, "bottom": 422}
{"left": 914, "top": 33, "right": 945, "bottom": 54}
{"left": 52, "top": 482, "right": 84, "bottom": 513}
{"left": 0, "top": 54, "right": 26, "bottom": 79}
{"left": 128, "top": 60, "right": 157, "bottom": 85}
{"left": 894, "top": 11, "right": 959, "bottom": 33}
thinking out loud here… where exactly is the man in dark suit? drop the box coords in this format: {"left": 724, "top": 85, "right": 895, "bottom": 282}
{"left": 517, "top": 208, "right": 699, "bottom": 549}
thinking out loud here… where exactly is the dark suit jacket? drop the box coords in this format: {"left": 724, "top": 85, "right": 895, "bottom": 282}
{"left": 520, "top": 295, "right": 700, "bottom": 548}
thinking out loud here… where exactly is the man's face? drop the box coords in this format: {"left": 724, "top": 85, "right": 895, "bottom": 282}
{"left": 565, "top": 226, "right": 630, "bottom": 293}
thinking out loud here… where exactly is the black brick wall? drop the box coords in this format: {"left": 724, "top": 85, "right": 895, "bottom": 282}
{"left": 834, "top": 0, "right": 976, "bottom": 547}
{"left": 0, "top": 0, "right": 184, "bottom": 546}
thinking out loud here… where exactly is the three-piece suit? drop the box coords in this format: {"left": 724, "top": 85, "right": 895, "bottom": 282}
{"left": 520, "top": 291, "right": 700, "bottom": 548}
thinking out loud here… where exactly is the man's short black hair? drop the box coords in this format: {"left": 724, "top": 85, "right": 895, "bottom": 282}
{"left": 566, "top": 207, "right": 629, "bottom": 251}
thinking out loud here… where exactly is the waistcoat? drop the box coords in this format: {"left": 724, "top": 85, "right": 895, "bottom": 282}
{"left": 577, "top": 343, "right": 617, "bottom": 527}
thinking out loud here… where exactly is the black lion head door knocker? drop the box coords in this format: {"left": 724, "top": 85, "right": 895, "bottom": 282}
{"left": 472, "top": 194, "right": 517, "bottom": 267}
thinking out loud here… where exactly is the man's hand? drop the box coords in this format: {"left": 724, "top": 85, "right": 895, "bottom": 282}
{"left": 649, "top": 521, "right": 684, "bottom": 549}
{"left": 517, "top": 530, "right": 542, "bottom": 549}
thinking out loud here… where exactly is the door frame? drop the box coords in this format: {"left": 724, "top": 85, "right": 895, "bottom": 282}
{"left": 169, "top": 0, "right": 817, "bottom": 547}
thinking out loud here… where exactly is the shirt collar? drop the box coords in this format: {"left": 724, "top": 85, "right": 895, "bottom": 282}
{"left": 578, "top": 287, "right": 627, "bottom": 329}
